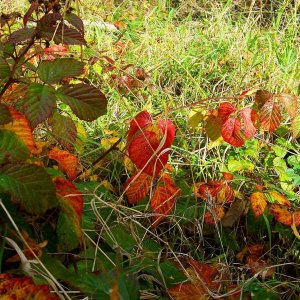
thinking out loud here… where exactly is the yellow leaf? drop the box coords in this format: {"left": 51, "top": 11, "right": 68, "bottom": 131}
{"left": 74, "top": 123, "right": 87, "bottom": 153}
{"left": 188, "top": 108, "right": 207, "bottom": 129}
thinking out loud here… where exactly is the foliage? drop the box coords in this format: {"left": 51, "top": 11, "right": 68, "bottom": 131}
{"left": 0, "top": 0, "right": 300, "bottom": 299}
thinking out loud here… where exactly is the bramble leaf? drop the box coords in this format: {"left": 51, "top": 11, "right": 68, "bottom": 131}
{"left": 240, "top": 107, "right": 257, "bottom": 139}
{"left": 0, "top": 57, "right": 11, "bottom": 79}
{"left": 250, "top": 192, "right": 267, "bottom": 217}
{"left": 127, "top": 111, "right": 152, "bottom": 143}
{"left": 221, "top": 118, "right": 244, "bottom": 147}
{"left": 8, "top": 27, "right": 36, "bottom": 44}
{"left": 48, "top": 147, "right": 78, "bottom": 180}
{"left": 49, "top": 112, "right": 77, "bottom": 150}
{"left": 0, "top": 104, "right": 12, "bottom": 125}
{"left": 259, "top": 101, "right": 281, "bottom": 132}
{"left": 38, "top": 58, "right": 84, "bottom": 84}
{"left": 291, "top": 115, "right": 300, "bottom": 139}
{"left": 278, "top": 93, "right": 297, "bottom": 119}
{"left": 0, "top": 163, "right": 57, "bottom": 214}
{"left": 56, "top": 84, "right": 107, "bottom": 121}
{"left": 124, "top": 172, "right": 153, "bottom": 204}
{"left": 0, "top": 130, "right": 30, "bottom": 163}
{"left": 23, "top": 83, "right": 56, "bottom": 128}
{"left": 205, "top": 113, "right": 222, "bottom": 141}
{"left": 269, "top": 204, "right": 300, "bottom": 227}
{"left": 254, "top": 90, "right": 272, "bottom": 110}
{"left": 218, "top": 102, "right": 236, "bottom": 123}
{"left": 151, "top": 174, "right": 180, "bottom": 227}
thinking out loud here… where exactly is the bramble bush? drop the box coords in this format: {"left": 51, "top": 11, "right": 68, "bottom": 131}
{"left": 0, "top": 0, "right": 300, "bottom": 299}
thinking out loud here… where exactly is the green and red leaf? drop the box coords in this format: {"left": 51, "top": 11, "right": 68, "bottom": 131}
{"left": 259, "top": 101, "right": 281, "bottom": 132}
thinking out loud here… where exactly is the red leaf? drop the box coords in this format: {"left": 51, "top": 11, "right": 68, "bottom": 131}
{"left": 218, "top": 102, "right": 236, "bottom": 123}
{"left": 259, "top": 101, "right": 281, "bottom": 132}
{"left": 240, "top": 108, "right": 257, "bottom": 139}
{"left": 269, "top": 204, "right": 300, "bottom": 227}
{"left": 124, "top": 172, "right": 153, "bottom": 204}
{"left": 195, "top": 180, "right": 223, "bottom": 201}
{"left": 278, "top": 93, "right": 297, "bottom": 119}
{"left": 127, "top": 111, "right": 152, "bottom": 143}
{"left": 0, "top": 274, "right": 58, "bottom": 300}
{"left": 151, "top": 174, "right": 180, "bottom": 227}
{"left": 188, "top": 259, "right": 221, "bottom": 290}
{"left": 48, "top": 147, "right": 78, "bottom": 180}
{"left": 222, "top": 172, "right": 234, "bottom": 181}
{"left": 221, "top": 118, "right": 244, "bottom": 147}
{"left": 158, "top": 119, "right": 176, "bottom": 148}
{"left": 54, "top": 177, "right": 83, "bottom": 225}
{"left": 204, "top": 205, "right": 226, "bottom": 225}
{"left": 250, "top": 192, "right": 267, "bottom": 217}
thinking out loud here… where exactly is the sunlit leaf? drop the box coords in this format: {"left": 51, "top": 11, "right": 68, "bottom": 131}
{"left": 48, "top": 147, "right": 78, "bottom": 180}
{"left": 266, "top": 190, "right": 291, "bottom": 207}
{"left": 124, "top": 172, "right": 153, "bottom": 204}
{"left": 222, "top": 118, "right": 244, "bottom": 147}
{"left": 218, "top": 102, "right": 236, "bottom": 123}
{"left": 151, "top": 174, "right": 180, "bottom": 227}
{"left": 259, "top": 101, "right": 281, "bottom": 132}
{"left": 0, "top": 163, "right": 57, "bottom": 214}
{"left": 250, "top": 192, "right": 267, "bottom": 217}
{"left": 240, "top": 108, "right": 257, "bottom": 139}
{"left": 269, "top": 204, "right": 300, "bottom": 227}
{"left": 278, "top": 93, "right": 298, "bottom": 119}
{"left": 188, "top": 108, "right": 207, "bottom": 129}
{"left": 56, "top": 84, "right": 107, "bottom": 121}
{"left": 127, "top": 111, "right": 152, "bottom": 144}
{"left": 291, "top": 115, "right": 300, "bottom": 139}
{"left": 205, "top": 113, "right": 222, "bottom": 141}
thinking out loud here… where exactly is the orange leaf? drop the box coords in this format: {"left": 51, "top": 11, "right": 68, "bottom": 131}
{"left": 204, "top": 205, "right": 226, "bottom": 225}
{"left": 151, "top": 174, "right": 180, "bottom": 227}
{"left": 168, "top": 283, "right": 207, "bottom": 300}
{"left": 246, "top": 256, "right": 275, "bottom": 277}
{"left": 194, "top": 180, "right": 223, "bottom": 201}
{"left": 188, "top": 259, "right": 221, "bottom": 290}
{"left": 124, "top": 172, "right": 153, "bottom": 204}
{"left": 0, "top": 273, "right": 58, "bottom": 300}
{"left": 250, "top": 192, "right": 267, "bottom": 217}
{"left": 222, "top": 172, "right": 234, "bottom": 181}
{"left": 54, "top": 177, "right": 83, "bottom": 225}
{"left": 278, "top": 93, "right": 298, "bottom": 119}
{"left": 48, "top": 147, "right": 78, "bottom": 180}
{"left": 1, "top": 107, "right": 38, "bottom": 153}
{"left": 259, "top": 101, "right": 281, "bottom": 132}
{"left": 222, "top": 117, "right": 244, "bottom": 147}
{"left": 217, "top": 184, "right": 234, "bottom": 204}
{"left": 269, "top": 204, "right": 300, "bottom": 227}
{"left": 267, "top": 190, "right": 291, "bottom": 207}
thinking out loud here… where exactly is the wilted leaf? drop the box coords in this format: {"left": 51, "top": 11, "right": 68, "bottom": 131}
{"left": 56, "top": 84, "right": 107, "bottom": 121}
{"left": 291, "top": 115, "right": 300, "bottom": 139}
{"left": 48, "top": 147, "right": 78, "bottom": 180}
{"left": 23, "top": 83, "right": 56, "bottom": 128}
{"left": 250, "top": 192, "right": 267, "bottom": 217}
{"left": 259, "top": 101, "right": 281, "bottom": 132}
{"left": 55, "top": 177, "right": 83, "bottom": 251}
{"left": 218, "top": 102, "right": 236, "bottom": 123}
{"left": 168, "top": 283, "right": 207, "bottom": 300}
{"left": 151, "top": 174, "right": 180, "bottom": 227}
{"left": 1, "top": 107, "right": 37, "bottom": 153}
{"left": 254, "top": 90, "right": 272, "bottom": 110}
{"left": 240, "top": 108, "right": 257, "bottom": 139}
{"left": 124, "top": 172, "right": 153, "bottom": 204}
{"left": 204, "top": 205, "right": 225, "bottom": 225}
{"left": 205, "top": 113, "right": 222, "bottom": 141}
{"left": 0, "top": 130, "right": 30, "bottom": 163}
{"left": 38, "top": 58, "right": 84, "bottom": 84}
{"left": 222, "top": 118, "right": 244, "bottom": 147}
{"left": 0, "top": 273, "right": 58, "bottom": 300}
{"left": 269, "top": 204, "right": 300, "bottom": 227}
{"left": 0, "top": 163, "right": 57, "bottom": 214}
{"left": 278, "top": 93, "right": 297, "bottom": 119}
{"left": 49, "top": 112, "right": 77, "bottom": 150}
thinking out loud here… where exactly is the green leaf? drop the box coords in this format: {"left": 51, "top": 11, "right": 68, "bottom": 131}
{"left": 0, "top": 130, "right": 30, "bottom": 163}
{"left": 57, "top": 84, "right": 107, "bottom": 121}
{"left": 118, "top": 273, "right": 140, "bottom": 300}
{"left": 49, "top": 112, "right": 77, "bottom": 150}
{"left": 23, "top": 83, "right": 56, "bottom": 128}
{"left": 0, "top": 164, "right": 57, "bottom": 214}
{"left": 0, "top": 58, "right": 11, "bottom": 79}
{"left": 103, "top": 224, "right": 136, "bottom": 253}
{"left": 0, "top": 104, "right": 12, "bottom": 125}
{"left": 228, "top": 158, "right": 254, "bottom": 172}
{"left": 37, "top": 58, "right": 84, "bottom": 84}
{"left": 57, "top": 211, "right": 79, "bottom": 251}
